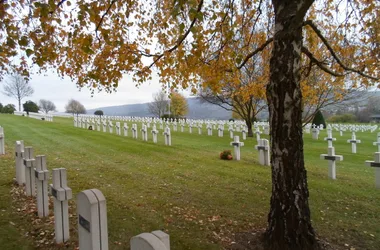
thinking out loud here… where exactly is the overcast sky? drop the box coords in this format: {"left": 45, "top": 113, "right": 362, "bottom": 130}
{"left": 0, "top": 72, "right": 192, "bottom": 112}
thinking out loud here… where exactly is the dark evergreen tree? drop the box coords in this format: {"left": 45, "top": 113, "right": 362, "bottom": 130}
{"left": 312, "top": 110, "right": 326, "bottom": 128}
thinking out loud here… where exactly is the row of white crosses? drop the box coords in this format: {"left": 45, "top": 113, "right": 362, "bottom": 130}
{"left": 14, "top": 140, "right": 170, "bottom": 249}
{"left": 319, "top": 130, "right": 380, "bottom": 188}
{"left": 73, "top": 114, "right": 272, "bottom": 141}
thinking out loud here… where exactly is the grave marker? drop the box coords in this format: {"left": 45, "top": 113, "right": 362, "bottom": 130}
{"left": 23, "top": 147, "right": 35, "bottom": 196}
{"left": 347, "top": 132, "right": 361, "bottom": 153}
{"left": 151, "top": 125, "right": 158, "bottom": 143}
{"left": 131, "top": 230, "right": 170, "bottom": 250}
{"left": 35, "top": 155, "right": 49, "bottom": 218}
{"left": 230, "top": 136, "right": 244, "bottom": 161}
{"left": 324, "top": 129, "right": 336, "bottom": 147}
{"left": 141, "top": 124, "right": 148, "bottom": 141}
{"left": 163, "top": 127, "right": 171, "bottom": 146}
{"left": 0, "top": 127, "right": 4, "bottom": 154}
{"left": 115, "top": 122, "right": 121, "bottom": 135}
{"left": 123, "top": 123, "right": 129, "bottom": 136}
{"left": 365, "top": 152, "right": 380, "bottom": 189}
{"left": 320, "top": 147, "right": 343, "bottom": 179}
{"left": 373, "top": 132, "right": 380, "bottom": 152}
{"left": 254, "top": 139, "right": 270, "bottom": 166}
{"left": 15, "top": 140, "right": 25, "bottom": 185}
{"left": 77, "top": 189, "right": 109, "bottom": 250}
{"left": 50, "top": 168, "right": 72, "bottom": 243}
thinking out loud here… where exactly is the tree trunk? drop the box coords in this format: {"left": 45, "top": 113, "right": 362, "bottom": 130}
{"left": 265, "top": 0, "right": 318, "bottom": 249}
{"left": 246, "top": 119, "right": 253, "bottom": 137}
{"left": 18, "top": 98, "right": 21, "bottom": 111}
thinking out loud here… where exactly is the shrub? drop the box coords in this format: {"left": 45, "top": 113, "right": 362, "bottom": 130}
{"left": 327, "top": 114, "right": 356, "bottom": 123}
{"left": 312, "top": 110, "right": 326, "bottom": 128}
{"left": 220, "top": 150, "right": 233, "bottom": 160}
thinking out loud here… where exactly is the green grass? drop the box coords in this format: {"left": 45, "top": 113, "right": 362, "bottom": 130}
{"left": 0, "top": 114, "right": 379, "bottom": 249}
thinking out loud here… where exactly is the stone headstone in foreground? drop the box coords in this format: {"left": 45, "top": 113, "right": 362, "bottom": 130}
{"left": 34, "top": 155, "right": 49, "bottom": 218}
{"left": 131, "top": 230, "right": 170, "bottom": 250}
{"left": 77, "top": 189, "right": 108, "bottom": 250}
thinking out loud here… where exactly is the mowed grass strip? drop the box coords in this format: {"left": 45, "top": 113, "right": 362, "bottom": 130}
{"left": 0, "top": 114, "right": 379, "bottom": 249}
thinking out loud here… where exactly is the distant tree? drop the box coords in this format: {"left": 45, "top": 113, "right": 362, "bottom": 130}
{"left": 0, "top": 103, "right": 3, "bottom": 113}
{"left": 39, "top": 99, "right": 56, "bottom": 113}
{"left": 170, "top": 92, "right": 188, "bottom": 118}
{"left": 94, "top": 110, "right": 104, "bottom": 116}
{"left": 2, "top": 104, "right": 16, "bottom": 114}
{"left": 65, "top": 99, "right": 86, "bottom": 116}
{"left": 312, "top": 110, "right": 326, "bottom": 128}
{"left": 23, "top": 100, "right": 39, "bottom": 114}
{"left": 2, "top": 74, "right": 34, "bottom": 111}
{"left": 147, "top": 91, "right": 169, "bottom": 117}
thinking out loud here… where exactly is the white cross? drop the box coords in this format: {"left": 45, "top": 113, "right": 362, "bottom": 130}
{"left": 230, "top": 136, "right": 244, "bottom": 161}
{"left": 320, "top": 147, "right": 343, "bottom": 179}
{"left": 365, "top": 152, "right": 380, "bottom": 189}
{"left": 347, "top": 132, "right": 361, "bottom": 153}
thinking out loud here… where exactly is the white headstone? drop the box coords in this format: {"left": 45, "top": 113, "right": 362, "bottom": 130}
{"left": 116, "top": 122, "right": 121, "bottom": 135}
{"left": 123, "top": 123, "right": 129, "bottom": 136}
{"left": 347, "top": 132, "right": 361, "bottom": 153}
{"left": 131, "top": 230, "right": 170, "bottom": 250}
{"left": 365, "top": 152, "right": 380, "bottom": 189}
{"left": 163, "top": 127, "right": 171, "bottom": 146}
{"left": 23, "top": 147, "right": 36, "bottom": 196}
{"left": 324, "top": 129, "right": 336, "bottom": 147}
{"left": 254, "top": 139, "right": 270, "bottom": 166}
{"left": 34, "top": 155, "right": 49, "bottom": 218}
{"left": 230, "top": 136, "right": 244, "bottom": 161}
{"left": 151, "top": 125, "right": 158, "bottom": 143}
{"left": 0, "top": 127, "right": 4, "bottom": 154}
{"left": 108, "top": 121, "right": 113, "bottom": 134}
{"left": 15, "top": 140, "right": 25, "bottom": 185}
{"left": 373, "top": 132, "right": 380, "bottom": 152}
{"left": 320, "top": 147, "right": 343, "bottom": 179}
{"left": 77, "top": 189, "right": 109, "bottom": 250}
{"left": 50, "top": 168, "right": 72, "bottom": 243}
{"left": 141, "top": 124, "right": 148, "bottom": 141}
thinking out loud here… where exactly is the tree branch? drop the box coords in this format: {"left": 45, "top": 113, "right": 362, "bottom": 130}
{"left": 304, "top": 19, "right": 379, "bottom": 81}
{"left": 148, "top": 0, "right": 204, "bottom": 69}
{"left": 236, "top": 38, "right": 273, "bottom": 70}
{"left": 95, "top": 0, "right": 118, "bottom": 41}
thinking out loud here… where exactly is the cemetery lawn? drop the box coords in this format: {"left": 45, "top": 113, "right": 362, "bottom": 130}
{"left": 0, "top": 114, "right": 379, "bottom": 250}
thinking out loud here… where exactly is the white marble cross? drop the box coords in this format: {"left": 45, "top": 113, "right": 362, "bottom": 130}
{"left": 35, "top": 155, "right": 49, "bottom": 218}
{"left": 77, "top": 189, "right": 109, "bottom": 250}
{"left": 0, "top": 127, "right": 4, "bottom": 155}
{"left": 123, "top": 123, "right": 129, "bottom": 136}
{"left": 15, "top": 140, "right": 25, "bottom": 185}
{"left": 73, "top": 118, "right": 78, "bottom": 127}
{"left": 50, "top": 168, "right": 72, "bottom": 243}
{"left": 230, "top": 136, "right": 244, "bottom": 161}
{"left": 241, "top": 127, "right": 247, "bottom": 140}
{"left": 198, "top": 124, "right": 202, "bottom": 135}
{"left": 131, "top": 231, "right": 170, "bottom": 250}
{"left": 189, "top": 123, "right": 193, "bottom": 134}
{"left": 347, "top": 132, "right": 361, "bottom": 153}
{"left": 132, "top": 124, "right": 138, "bottom": 139}
{"left": 324, "top": 129, "right": 336, "bottom": 147}
{"left": 373, "top": 132, "right": 380, "bottom": 152}
{"left": 180, "top": 124, "right": 184, "bottom": 132}
{"left": 320, "top": 147, "right": 343, "bottom": 179}
{"left": 207, "top": 124, "right": 212, "bottom": 136}
{"left": 365, "top": 152, "right": 380, "bottom": 189}
{"left": 141, "top": 124, "right": 148, "bottom": 141}
{"left": 96, "top": 120, "right": 101, "bottom": 131}
{"left": 108, "top": 121, "right": 113, "bottom": 133}
{"left": 102, "top": 121, "right": 107, "bottom": 132}
{"left": 163, "top": 127, "right": 171, "bottom": 146}
{"left": 151, "top": 125, "right": 158, "bottom": 143}
{"left": 23, "top": 147, "right": 36, "bottom": 196}
{"left": 115, "top": 122, "right": 121, "bottom": 135}
{"left": 218, "top": 125, "right": 224, "bottom": 137}
{"left": 254, "top": 139, "right": 270, "bottom": 166}
{"left": 228, "top": 126, "right": 234, "bottom": 139}
{"left": 255, "top": 128, "right": 261, "bottom": 142}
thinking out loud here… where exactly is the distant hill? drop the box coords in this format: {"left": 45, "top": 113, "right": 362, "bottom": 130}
{"left": 87, "top": 97, "right": 233, "bottom": 120}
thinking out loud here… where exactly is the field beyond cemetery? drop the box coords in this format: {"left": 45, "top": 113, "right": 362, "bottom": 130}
{"left": 0, "top": 114, "right": 379, "bottom": 249}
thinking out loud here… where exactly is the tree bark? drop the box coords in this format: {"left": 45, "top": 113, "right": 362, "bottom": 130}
{"left": 265, "top": 0, "right": 319, "bottom": 249}
{"left": 246, "top": 119, "right": 253, "bottom": 137}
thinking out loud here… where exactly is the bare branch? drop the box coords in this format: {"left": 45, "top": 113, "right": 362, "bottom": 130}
{"left": 304, "top": 20, "right": 379, "bottom": 81}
